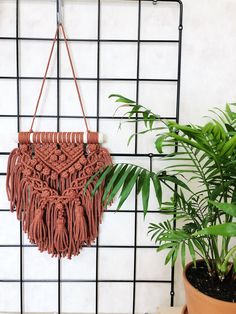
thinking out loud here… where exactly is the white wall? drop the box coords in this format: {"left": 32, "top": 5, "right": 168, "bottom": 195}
{"left": 0, "top": 0, "right": 236, "bottom": 313}
{"left": 181, "top": 0, "right": 236, "bottom": 124}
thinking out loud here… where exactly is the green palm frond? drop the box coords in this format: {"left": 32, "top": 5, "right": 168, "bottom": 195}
{"left": 87, "top": 96, "right": 236, "bottom": 279}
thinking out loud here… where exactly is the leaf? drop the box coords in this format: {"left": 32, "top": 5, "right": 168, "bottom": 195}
{"left": 188, "top": 240, "right": 196, "bottom": 267}
{"left": 137, "top": 169, "right": 147, "bottom": 195}
{"left": 209, "top": 181, "right": 233, "bottom": 201}
{"left": 220, "top": 134, "right": 236, "bottom": 156}
{"left": 165, "top": 247, "right": 176, "bottom": 265}
{"left": 161, "top": 175, "right": 191, "bottom": 191}
{"left": 194, "top": 223, "right": 236, "bottom": 236}
{"left": 109, "top": 94, "right": 135, "bottom": 104}
{"left": 233, "top": 256, "right": 236, "bottom": 273}
{"left": 155, "top": 135, "right": 166, "bottom": 153}
{"left": 151, "top": 174, "right": 162, "bottom": 207}
{"left": 127, "top": 133, "right": 136, "bottom": 146}
{"left": 209, "top": 201, "right": 236, "bottom": 217}
{"left": 192, "top": 239, "right": 205, "bottom": 257}
{"left": 90, "top": 166, "right": 112, "bottom": 195}
{"left": 181, "top": 242, "right": 186, "bottom": 268}
{"left": 143, "top": 110, "right": 151, "bottom": 127}
{"left": 149, "top": 114, "right": 157, "bottom": 129}
{"left": 225, "top": 123, "right": 236, "bottom": 134}
{"left": 102, "top": 164, "right": 129, "bottom": 202}
{"left": 211, "top": 107, "right": 231, "bottom": 125}
{"left": 128, "top": 127, "right": 165, "bottom": 146}
{"left": 156, "top": 243, "right": 173, "bottom": 252}
{"left": 128, "top": 105, "right": 142, "bottom": 118}
{"left": 172, "top": 244, "right": 180, "bottom": 266}
{"left": 232, "top": 187, "right": 236, "bottom": 203}
{"left": 113, "top": 104, "right": 135, "bottom": 116}
{"left": 84, "top": 168, "right": 103, "bottom": 193}
{"left": 169, "top": 132, "right": 214, "bottom": 157}
{"left": 117, "top": 168, "right": 141, "bottom": 210}
{"left": 202, "top": 122, "right": 214, "bottom": 134}
{"left": 105, "top": 165, "right": 134, "bottom": 205}
{"left": 104, "top": 163, "right": 118, "bottom": 183}
{"left": 150, "top": 230, "right": 161, "bottom": 241}
{"left": 142, "top": 172, "right": 150, "bottom": 216}
{"left": 226, "top": 103, "right": 236, "bottom": 120}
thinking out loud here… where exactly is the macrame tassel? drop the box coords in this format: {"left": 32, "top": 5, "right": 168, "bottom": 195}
{"left": 16, "top": 178, "right": 30, "bottom": 220}
{"left": 63, "top": 201, "right": 76, "bottom": 259}
{"left": 29, "top": 206, "right": 47, "bottom": 251}
{"left": 47, "top": 202, "right": 58, "bottom": 256}
{"left": 54, "top": 203, "right": 69, "bottom": 257}
{"left": 95, "top": 185, "right": 104, "bottom": 224}
{"left": 74, "top": 202, "right": 88, "bottom": 244}
{"left": 54, "top": 217, "right": 69, "bottom": 257}
{"left": 81, "top": 190, "right": 95, "bottom": 245}
{"left": 6, "top": 148, "right": 19, "bottom": 200}
{"left": 23, "top": 189, "right": 37, "bottom": 234}
{"left": 6, "top": 148, "right": 21, "bottom": 211}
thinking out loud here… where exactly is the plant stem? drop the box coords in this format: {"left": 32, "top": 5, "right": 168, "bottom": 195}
{"left": 221, "top": 246, "right": 236, "bottom": 274}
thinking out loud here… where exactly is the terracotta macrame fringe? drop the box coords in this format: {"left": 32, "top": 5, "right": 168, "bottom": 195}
{"left": 6, "top": 142, "right": 112, "bottom": 258}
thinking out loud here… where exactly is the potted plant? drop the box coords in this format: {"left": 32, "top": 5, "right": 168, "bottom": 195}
{"left": 88, "top": 96, "right": 236, "bottom": 313}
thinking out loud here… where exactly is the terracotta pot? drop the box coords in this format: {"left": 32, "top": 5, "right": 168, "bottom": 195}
{"left": 183, "top": 261, "right": 236, "bottom": 314}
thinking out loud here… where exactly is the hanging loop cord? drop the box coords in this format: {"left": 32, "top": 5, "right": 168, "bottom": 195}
{"left": 29, "top": 24, "right": 89, "bottom": 133}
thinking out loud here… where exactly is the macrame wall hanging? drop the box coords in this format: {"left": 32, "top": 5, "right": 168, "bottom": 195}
{"left": 6, "top": 23, "right": 112, "bottom": 259}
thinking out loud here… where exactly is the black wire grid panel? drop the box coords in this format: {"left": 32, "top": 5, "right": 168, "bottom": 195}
{"left": 0, "top": 0, "right": 183, "bottom": 313}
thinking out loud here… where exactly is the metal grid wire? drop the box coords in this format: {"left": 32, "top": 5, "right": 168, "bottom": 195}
{"left": 0, "top": 0, "right": 183, "bottom": 313}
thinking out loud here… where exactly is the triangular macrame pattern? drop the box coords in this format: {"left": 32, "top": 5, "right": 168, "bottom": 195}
{"left": 6, "top": 134, "right": 112, "bottom": 258}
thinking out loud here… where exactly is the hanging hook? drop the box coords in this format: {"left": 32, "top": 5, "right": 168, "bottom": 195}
{"left": 57, "top": 0, "right": 64, "bottom": 25}
{"left": 152, "top": 0, "right": 158, "bottom": 5}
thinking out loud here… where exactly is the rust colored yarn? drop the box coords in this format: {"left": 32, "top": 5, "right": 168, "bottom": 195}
{"left": 6, "top": 24, "right": 112, "bottom": 259}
